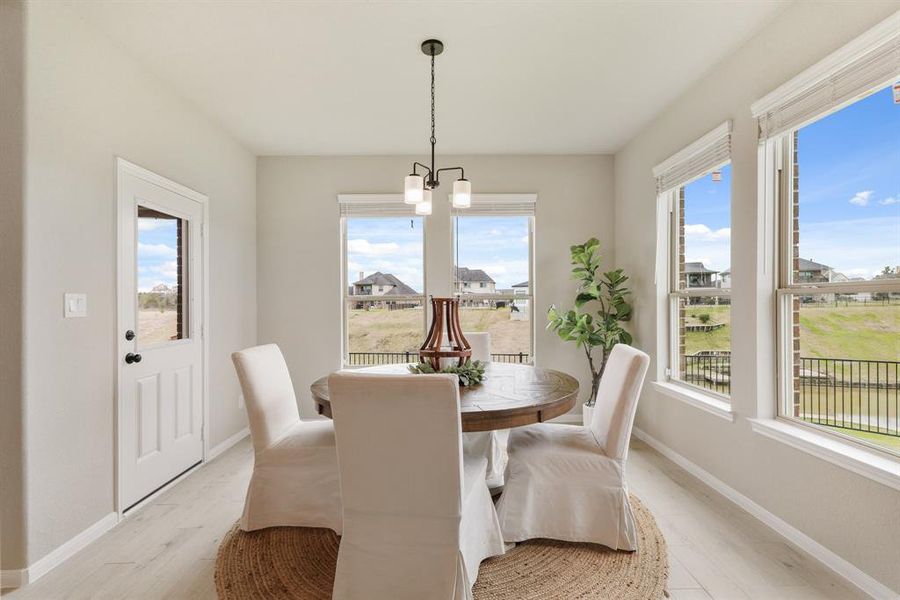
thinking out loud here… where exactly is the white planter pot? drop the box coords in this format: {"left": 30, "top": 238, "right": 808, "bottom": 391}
{"left": 582, "top": 402, "right": 595, "bottom": 427}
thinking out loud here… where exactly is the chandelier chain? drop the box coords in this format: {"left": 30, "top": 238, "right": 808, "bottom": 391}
{"left": 430, "top": 52, "right": 436, "bottom": 147}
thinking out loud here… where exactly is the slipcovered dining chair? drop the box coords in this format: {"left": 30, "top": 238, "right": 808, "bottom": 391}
{"left": 328, "top": 372, "right": 505, "bottom": 600}
{"left": 461, "top": 332, "right": 508, "bottom": 489}
{"left": 496, "top": 344, "right": 650, "bottom": 550}
{"left": 231, "top": 344, "right": 341, "bottom": 533}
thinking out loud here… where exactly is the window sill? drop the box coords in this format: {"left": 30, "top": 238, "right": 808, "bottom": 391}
{"left": 748, "top": 418, "right": 900, "bottom": 492}
{"left": 651, "top": 381, "right": 735, "bottom": 422}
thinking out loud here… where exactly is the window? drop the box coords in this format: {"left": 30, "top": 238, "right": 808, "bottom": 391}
{"left": 770, "top": 85, "right": 899, "bottom": 455}
{"left": 752, "top": 13, "right": 900, "bottom": 455}
{"left": 137, "top": 206, "right": 188, "bottom": 345}
{"left": 340, "top": 196, "right": 425, "bottom": 366}
{"left": 655, "top": 123, "right": 733, "bottom": 400}
{"left": 452, "top": 196, "right": 535, "bottom": 363}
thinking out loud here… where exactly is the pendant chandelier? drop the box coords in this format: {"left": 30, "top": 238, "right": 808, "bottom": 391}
{"left": 404, "top": 39, "right": 471, "bottom": 216}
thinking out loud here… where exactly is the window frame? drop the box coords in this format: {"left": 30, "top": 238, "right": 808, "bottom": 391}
{"left": 661, "top": 164, "right": 733, "bottom": 401}
{"left": 339, "top": 209, "right": 427, "bottom": 368}
{"left": 770, "top": 112, "right": 900, "bottom": 457}
{"left": 450, "top": 209, "right": 536, "bottom": 364}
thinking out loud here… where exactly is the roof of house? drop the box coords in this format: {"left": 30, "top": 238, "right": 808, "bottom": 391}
{"left": 683, "top": 262, "right": 718, "bottom": 274}
{"left": 798, "top": 258, "right": 831, "bottom": 272}
{"left": 512, "top": 281, "right": 529, "bottom": 288}
{"left": 455, "top": 267, "right": 495, "bottom": 283}
{"left": 352, "top": 272, "right": 418, "bottom": 295}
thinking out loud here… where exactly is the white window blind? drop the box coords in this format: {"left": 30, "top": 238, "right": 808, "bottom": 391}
{"left": 450, "top": 194, "right": 536, "bottom": 216}
{"left": 338, "top": 194, "right": 418, "bottom": 217}
{"left": 752, "top": 12, "right": 900, "bottom": 140}
{"left": 652, "top": 121, "right": 732, "bottom": 194}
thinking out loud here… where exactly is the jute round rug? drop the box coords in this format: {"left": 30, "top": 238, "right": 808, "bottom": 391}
{"left": 215, "top": 496, "right": 668, "bottom": 599}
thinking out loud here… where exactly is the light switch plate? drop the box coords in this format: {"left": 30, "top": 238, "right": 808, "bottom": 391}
{"left": 64, "top": 293, "right": 87, "bottom": 318}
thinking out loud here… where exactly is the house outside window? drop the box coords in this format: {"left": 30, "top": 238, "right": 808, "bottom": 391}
{"left": 339, "top": 195, "right": 426, "bottom": 366}
{"left": 452, "top": 195, "right": 536, "bottom": 363}
{"left": 655, "top": 122, "right": 733, "bottom": 400}
{"left": 761, "top": 84, "right": 900, "bottom": 455}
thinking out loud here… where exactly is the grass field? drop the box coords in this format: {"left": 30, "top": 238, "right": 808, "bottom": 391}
{"left": 683, "top": 304, "right": 731, "bottom": 355}
{"left": 347, "top": 306, "right": 530, "bottom": 354}
{"left": 683, "top": 302, "right": 899, "bottom": 361}
{"left": 682, "top": 301, "right": 900, "bottom": 452}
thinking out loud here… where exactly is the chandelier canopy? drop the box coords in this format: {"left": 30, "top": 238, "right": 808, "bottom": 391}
{"left": 404, "top": 39, "right": 471, "bottom": 216}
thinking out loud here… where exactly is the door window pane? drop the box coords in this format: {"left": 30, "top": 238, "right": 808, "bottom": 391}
{"left": 137, "top": 206, "right": 187, "bottom": 345}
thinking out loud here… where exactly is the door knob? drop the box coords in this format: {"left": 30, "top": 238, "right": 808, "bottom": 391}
{"left": 125, "top": 353, "right": 142, "bottom": 364}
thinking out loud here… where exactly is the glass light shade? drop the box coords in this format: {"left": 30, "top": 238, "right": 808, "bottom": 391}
{"left": 451, "top": 178, "right": 471, "bottom": 208}
{"left": 415, "top": 190, "right": 433, "bottom": 215}
{"left": 404, "top": 174, "right": 425, "bottom": 204}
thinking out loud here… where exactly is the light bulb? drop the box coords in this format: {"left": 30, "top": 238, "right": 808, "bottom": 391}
{"left": 404, "top": 174, "right": 424, "bottom": 204}
{"left": 452, "top": 178, "right": 471, "bottom": 208}
{"left": 415, "top": 189, "right": 432, "bottom": 215}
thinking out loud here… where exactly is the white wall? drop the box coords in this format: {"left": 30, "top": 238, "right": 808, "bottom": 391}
{"left": 257, "top": 155, "right": 614, "bottom": 417}
{"left": 15, "top": 3, "right": 257, "bottom": 567}
{"left": 614, "top": 2, "right": 900, "bottom": 593}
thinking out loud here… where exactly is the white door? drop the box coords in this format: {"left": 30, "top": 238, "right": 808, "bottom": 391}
{"left": 117, "top": 161, "right": 205, "bottom": 511}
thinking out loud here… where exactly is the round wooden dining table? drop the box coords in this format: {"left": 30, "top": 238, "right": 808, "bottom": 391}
{"left": 310, "top": 362, "right": 579, "bottom": 432}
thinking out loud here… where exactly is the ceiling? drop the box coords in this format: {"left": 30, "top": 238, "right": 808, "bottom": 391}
{"left": 68, "top": 1, "right": 788, "bottom": 155}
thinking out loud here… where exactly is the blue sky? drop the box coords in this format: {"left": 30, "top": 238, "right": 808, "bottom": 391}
{"left": 682, "top": 84, "right": 899, "bottom": 279}
{"left": 347, "top": 217, "right": 424, "bottom": 292}
{"left": 683, "top": 163, "right": 732, "bottom": 273}
{"left": 796, "top": 86, "right": 899, "bottom": 278}
{"left": 346, "top": 215, "right": 529, "bottom": 292}
{"left": 455, "top": 216, "right": 529, "bottom": 289}
{"left": 137, "top": 217, "right": 179, "bottom": 292}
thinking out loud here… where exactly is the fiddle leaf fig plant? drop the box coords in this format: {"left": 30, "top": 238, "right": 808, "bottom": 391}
{"left": 547, "top": 237, "right": 633, "bottom": 406}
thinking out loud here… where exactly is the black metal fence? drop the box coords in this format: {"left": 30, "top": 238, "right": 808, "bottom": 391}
{"left": 683, "top": 354, "right": 899, "bottom": 438}
{"left": 797, "top": 357, "right": 899, "bottom": 438}
{"left": 682, "top": 353, "right": 731, "bottom": 395}
{"left": 346, "top": 351, "right": 531, "bottom": 366}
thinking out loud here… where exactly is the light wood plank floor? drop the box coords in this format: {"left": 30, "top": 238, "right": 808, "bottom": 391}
{"left": 3, "top": 437, "right": 869, "bottom": 599}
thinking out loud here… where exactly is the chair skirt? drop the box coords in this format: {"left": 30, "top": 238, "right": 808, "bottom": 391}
{"left": 240, "top": 420, "right": 342, "bottom": 533}
{"left": 495, "top": 423, "right": 638, "bottom": 550}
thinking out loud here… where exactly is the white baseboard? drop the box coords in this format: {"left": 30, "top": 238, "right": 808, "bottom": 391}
{"left": 1, "top": 512, "right": 120, "bottom": 589}
{"left": 3, "top": 427, "right": 250, "bottom": 591}
{"left": 632, "top": 427, "right": 896, "bottom": 600}
{"left": 208, "top": 426, "right": 250, "bottom": 461}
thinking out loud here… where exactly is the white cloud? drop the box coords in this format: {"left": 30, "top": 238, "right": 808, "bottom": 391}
{"left": 879, "top": 196, "right": 898, "bottom": 206}
{"left": 684, "top": 223, "right": 730, "bottom": 241}
{"left": 138, "top": 219, "right": 171, "bottom": 231}
{"left": 520, "top": 235, "right": 529, "bottom": 244}
{"left": 137, "top": 261, "right": 178, "bottom": 291}
{"left": 848, "top": 190, "right": 873, "bottom": 206}
{"left": 683, "top": 224, "right": 730, "bottom": 272}
{"left": 138, "top": 242, "right": 177, "bottom": 258}
{"left": 347, "top": 239, "right": 400, "bottom": 256}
